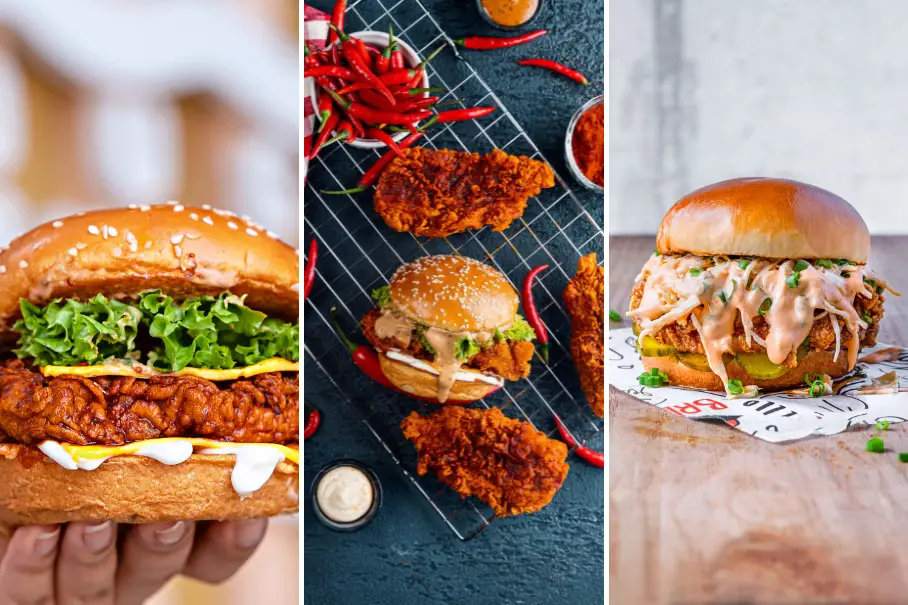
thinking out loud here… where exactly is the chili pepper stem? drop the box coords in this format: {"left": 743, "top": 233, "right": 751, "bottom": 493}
{"left": 539, "top": 343, "right": 549, "bottom": 365}
{"left": 322, "top": 186, "right": 367, "bottom": 195}
{"left": 417, "top": 44, "right": 447, "bottom": 70}
{"left": 331, "top": 308, "right": 360, "bottom": 355}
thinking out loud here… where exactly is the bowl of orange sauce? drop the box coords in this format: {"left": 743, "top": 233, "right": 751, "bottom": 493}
{"left": 476, "top": 0, "right": 544, "bottom": 31}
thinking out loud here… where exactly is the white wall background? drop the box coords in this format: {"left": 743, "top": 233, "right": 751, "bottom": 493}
{"left": 610, "top": 0, "right": 908, "bottom": 234}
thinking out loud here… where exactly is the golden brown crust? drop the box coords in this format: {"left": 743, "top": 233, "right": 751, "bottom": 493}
{"left": 0, "top": 445, "right": 299, "bottom": 525}
{"left": 389, "top": 255, "right": 518, "bottom": 332}
{"left": 656, "top": 178, "right": 870, "bottom": 262}
{"left": 641, "top": 350, "right": 851, "bottom": 392}
{"left": 564, "top": 253, "right": 605, "bottom": 417}
{"left": 378, "top": 353, "right": 498, "bottom": 402}
{"left": 0, "top": 204, "right": 299, "bottom": 342}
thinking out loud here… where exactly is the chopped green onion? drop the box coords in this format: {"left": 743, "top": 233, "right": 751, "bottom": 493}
{"left": 877, "top": 285, "right": 884, "bottom": 295}
{"left": 804, "top": 372, "right": 826, "bottom": 384}
{"left": 727, "top": 379, "right": 744, "bottom": 395}
{"left": 609, "top": 310, "right": 622, "bottom": 322}
{"left": 638, "top": 368, "right": 669, "bottom": 388}
{"left": 786, "top": 272, "right": 800, "bottom": 288}
{"left": 842, "top": 271, "right": 851, "bottom": 278}
{"left": 717, "top": 291, "right": 728, "bottom": 303}
{"left": 758, "top": 298, "right": 772, "bottom": 315}
{"left": 738, "top": 259, "right": 750, "bottom": 270}
{"left": 653, "top": 249, "right": 661, "bottom": 256}
{"left": 863, "top": 314, "right": 872, "bottom": 324}
{"left": 867, "top": 437, "right": 885, "bottom": 453}
{"left": 808, "top": 380, "right": 824, "bottom": 398}
{"left": 816, "top": 259, "right": 835, "bottom": 269}
{"left": 899, "top": 452, "right": 908, "bottom": 463}
{"left": 689, "top": 267, "right": 702, "bottom": 276}
{"left": 794, "top": 260, "right": 809, "bottom": 272}
{"left": 876, "top": 420, "right": 890, "bottom": 431}
{"left": 834, "top": 259, "right": 850, "bottom": 266}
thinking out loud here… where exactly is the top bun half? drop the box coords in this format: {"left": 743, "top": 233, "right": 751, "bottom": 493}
{"left": 0, "top": 204, "right": 299, "bottom": 341}
{"left": 388, "top": 255, "right": 518, "bottom": 332}
{"left": 656, "top": 177, "right": 870, "bottom": 262}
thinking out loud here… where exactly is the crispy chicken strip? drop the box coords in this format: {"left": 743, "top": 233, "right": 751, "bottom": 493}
{"left": 564, "top": 253, "right": 604, "bottom": 417}
{"left": 374, "top": 147, "right": 555, "bottom": 238}
{"left": 401, "top": 406, "right": 569, "bottom": 517}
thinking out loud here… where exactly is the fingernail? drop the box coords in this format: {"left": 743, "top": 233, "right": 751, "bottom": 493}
{"left": 33, "top": 527, "right": 60, "bottom": 556}
{"left": 154, "top": 521, "right": 187, "bottom": 546}
{"left": 235, "top": 519, "right": 267, "bottom": 550}
{"left": 82, "top": 521, "right": 113, "bottom": 552}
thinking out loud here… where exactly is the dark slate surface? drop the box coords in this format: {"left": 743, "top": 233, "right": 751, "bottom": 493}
{"left": 304, "top": 1, "right": 604, "bottom": 603}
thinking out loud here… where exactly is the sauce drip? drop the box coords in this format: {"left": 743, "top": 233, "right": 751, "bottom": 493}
{"left": 480, "top": 0, "right": 539, "bottom": 27}
{"left": 631, "top": 254, "right": 887, "bottom": 393}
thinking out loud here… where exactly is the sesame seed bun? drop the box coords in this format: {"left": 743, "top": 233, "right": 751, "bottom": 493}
{"left": 656, "top": 178, "right": 870, "bottom": 262}
{"left": 641, "top": 350, "right": 851, "bottom": 392}
{"left": 0, "top": 204, "right": 299, "bottom": 344}
{"left": 378, "top": 353, "right": 500, "bottom": 403}
{"left": 388, "top": 255, "right": 518, "bottom": 332}
{"left": 0, "top": 444, "right": 298, "bottom": 526}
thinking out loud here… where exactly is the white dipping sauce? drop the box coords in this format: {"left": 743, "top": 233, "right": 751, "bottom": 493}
{"left": 316, "top": 466, "right": 374, "bottom": 523}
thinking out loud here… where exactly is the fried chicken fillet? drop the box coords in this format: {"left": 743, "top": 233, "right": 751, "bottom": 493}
{"left": 564, "top": 253, "right": 604, "bottom": 417}
{"left": 374, "top": 147, "right": 555, "bottom": 238}
{"left": 401, "top": 406, "right": 569, "bottom": 517}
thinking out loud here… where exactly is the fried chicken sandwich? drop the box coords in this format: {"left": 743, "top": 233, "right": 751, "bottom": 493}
{"left": 630, "top": 178, "right": 894, "bottom": 396}
{"left": 363, "top": 255, "right": 536, "bottom": 403}
{"left": 0, "top": 204, "right": 300, "bottom": 525}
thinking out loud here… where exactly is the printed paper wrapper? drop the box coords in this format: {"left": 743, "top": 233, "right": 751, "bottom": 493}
{"left": 609, "top": 327, "right": 908, "bottom": 443}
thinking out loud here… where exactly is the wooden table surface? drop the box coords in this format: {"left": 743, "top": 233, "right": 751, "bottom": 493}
{"left": 609, "top": 236, "right": 908, "bottom": 605}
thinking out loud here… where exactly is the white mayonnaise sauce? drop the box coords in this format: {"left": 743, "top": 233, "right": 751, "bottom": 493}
{"left": 38, "top": 441, "right": 107, "bottom": 470}
{"left": 386, "top": 350, "right": 504, "bottom": 386}
{"left": 315, "top": 466, "right": 374, "bottom": 523}
{"left": 199, "top": 445, "right": 286, "bottom": 498}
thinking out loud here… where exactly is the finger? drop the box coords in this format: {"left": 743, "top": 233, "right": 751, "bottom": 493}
{"left": 184, "top": 519, "right": 268, "bottom": 584}
{"left": 0, "top": 525, "right": 60, "bottom": 604}
{"left": 56, "top": 521, "right": 118, "bottom": 605}
{"left": 115, "top": 521, "right": 195, "bottom": 605}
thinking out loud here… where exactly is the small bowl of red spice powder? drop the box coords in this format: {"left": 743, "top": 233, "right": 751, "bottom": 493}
{"left": 565, "top": 95, "right": 604, "bottom": 192}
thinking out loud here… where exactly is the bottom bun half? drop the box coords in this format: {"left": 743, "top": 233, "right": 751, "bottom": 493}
{"left": 641, "top": 350, "right": 851, "bottom": 392}
{"left": 0, "top": 445, "right": 299, "bottom": 526}
{"left": 378, "top": 353, "right": 499, "bottom": 403}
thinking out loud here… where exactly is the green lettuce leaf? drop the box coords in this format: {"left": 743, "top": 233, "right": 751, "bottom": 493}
{"left": 454, "top": 336, "right": 481, "bottom": 360}
{"left": 14, "top": 290, "right": 299, "bottom": 371}
{"left": 415, "top": 324, "right": 436, "bottom": 355}
{"left": 371, "top": 286, "right": 392, "bottom": 309}
{"left": 494, "top": 314, "right": 536, "bottom": 343}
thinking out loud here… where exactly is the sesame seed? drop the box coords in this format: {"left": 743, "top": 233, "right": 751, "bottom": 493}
{"left": 87, "top": 225, "right": 100, "bottom": 235}
{"left": 68, "top": 248, "right": 78, "bottom": 256}
{"left": 108, "top": 226, "right": 118, "bottom": 236}
{"left": 0, "top": 266, "right": 5, "bottom": 274}
{"left": 52, "top": 221, "right": 63, "bottom": 228}
{"left": 290, "top": 283, "right": 300, "bottom": 292}
{"left": 227, "top": 221, "right": 238, "bottom": 230}
{"left": 102, "top": 225, "right": 109, "bottom": 239}
{"left": 18, "top": 260, "right": 27, "bottom": 268}
{"left": 189, "top": 213, "right": 199, "bottom": 221}
{"left": 174, "top": 245, "right": 182, "bottom": 257}
{"left": 144, "top": 241, "right": 152, "bottom": 249}
{"left": 170, "top": 234, "right": 184, "bottom": 244}
{"left": 173, "top": 204, "right": 184, "bottom": 212}
{"left": 76, "top": 243, "right": 86, "bottom": 250}
{"left": 267, "top": 230, "right": 279, "bottom": 239}
{"left": 129, "top": 242, "right": 138, "bottom": 252}
{"left": 112, "top": 246, "right": 122, "bottom": 256}
{"left": 202, "top": 216, "right": 214, "bottom": 226}
{"left": 202, "top": 204, "right": 212, "bottom": 210}
{"left": 246, "top": 228, "right": 258, "bottom": 237}
{"left": 128, "top": 204, "right": 138, "bottom": 209}
{"left": 166, "top": 200, "right": 178, "bottom": 205}
{"left": 140, "top": 205, "right": 151, "bottom": 212}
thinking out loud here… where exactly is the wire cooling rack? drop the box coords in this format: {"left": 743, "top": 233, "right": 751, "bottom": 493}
{"left": 304, "top": 0, "right": 604, "bottom": 541}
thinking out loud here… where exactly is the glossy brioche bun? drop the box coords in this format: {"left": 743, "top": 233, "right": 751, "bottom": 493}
{"left": 0, "top": 204, "right": 299, "bottom": 343}
{"left": 389, "top": 255, "right": 518, "bottom": 332}
{"left": 0, "top": 445, "right": 299, "bottom": 525}
{"left": 378, "top": 353, "right": 499, "bottom": 403}
{"left": 656, "top": 178, "right": 870, "bottom": 263}
{"left": 642, "top": 349, "right": 851, "bottom": 392}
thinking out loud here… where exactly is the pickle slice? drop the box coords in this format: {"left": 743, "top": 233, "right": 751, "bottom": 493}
{"left": 734, "top": 352, "right": 793, "bottom": 379}
{"left": 677, "top": 352, "right": 712, "bottom": 372}
{"left": 638, "top": 335, "right": 676, "bottom": 357}
{"left": 632, "top": 323, "right": 641, "bottom": 336}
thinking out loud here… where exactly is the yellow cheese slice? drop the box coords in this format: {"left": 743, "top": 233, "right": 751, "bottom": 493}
{"left": 60, "top": 438, "right": 300, "bottom": 465}
{"left": 41, "top": 357, "right": 299, "bottom": 381}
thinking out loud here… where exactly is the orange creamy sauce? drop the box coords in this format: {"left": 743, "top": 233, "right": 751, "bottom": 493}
{"left": 480, "top": 0, "right": 539, "bottom": 27}
{"left": 631, "top": 254, "right": 885, "bottom": 392}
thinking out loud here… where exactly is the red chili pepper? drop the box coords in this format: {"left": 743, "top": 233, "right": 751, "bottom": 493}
{"left": 327, "top": 0, "right": 346, "bottom": 47}
{"left": 391, "top": 87, "right": 446, "bottom": 102}
{"left": 419, "top": 106, "right": 495, "bottom": 131}
{"left": 365, "top": 127, "right": 404, "bottom": 157}
{"left": 390, "top": 37, "right": 404, "bottom": 71}
{"left": 518, "top": 58, "right": 589, "bottom": 85}
{"left": 379, "top": 69, "right": 420, "bottom": 87}
{"left": 522, "top": 264, "right": 550, "bottom": 363}
{"left": 454, "top": 30, "right": 547, "bottom": 50}
{"left": 330, "top": 26, "right": 397, "bottom": 106}
{"left": 338, "top": 81, "right": 375, "bottom": 95}
{"left": 303, "top": 238, "right": 318, "bottom": 301}
{"left": 375, "top": 25, "right": 395, "bottom": 75}
{"left": 555, "top": 415, "right": 604, "bottom": 468}
{"left": 322, "top": 132, "right": 423, "bottom": 194}
{"left": 321, "top": 120, "right": 358, "bottom": 147}
{"left": 323, "top": 87, "right": 431, "bottom": 125}
{"left": 316, "top": 95, "right": 334, "bottom": 129}
{"left": 308, "top": 111, "right": 339, "bottom": 161}
{"left": 304, "top": 408, "right": 321, "bottom": 440}
{"left": 354, "top": 38, "right": 373, "bottom": 69}
{"left": 406, "top": 44, "right": 445, "bottom": 92}
{"left": 304, "top": 64, "right": 362, "bottom": 82}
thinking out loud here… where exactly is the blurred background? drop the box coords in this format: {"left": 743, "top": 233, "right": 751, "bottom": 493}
{"left": 0, "top": 0, "right": 299, "bottom": 603}
{"left": 611, "top": 0, "right": 908, "bottom": 235}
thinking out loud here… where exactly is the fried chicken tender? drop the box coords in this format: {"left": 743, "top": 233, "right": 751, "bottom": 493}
{"left": 401, "top": 406, "right": 569, "bottom": 517}
{"left": 374, "top": 147, "right": 555, "bottom": 238}
{"left": 564, "top": 253, "right": 604, "bottom": 417}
